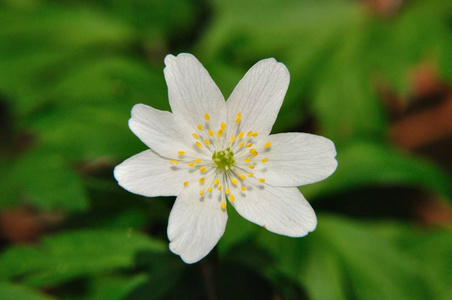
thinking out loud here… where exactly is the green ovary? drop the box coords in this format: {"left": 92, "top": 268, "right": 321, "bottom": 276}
{"left": 212, "top": 148, "right": 235, "bottom": 171}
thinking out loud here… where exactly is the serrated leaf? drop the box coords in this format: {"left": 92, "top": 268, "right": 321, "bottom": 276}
{"left": 0, "top": 229, "right": 166, "bottom": 286}
{"left": 301, "top": 141, "right": 452, "bottom": 200}
{"left": 0, "top": 283, "right": 53, "bottom": 300}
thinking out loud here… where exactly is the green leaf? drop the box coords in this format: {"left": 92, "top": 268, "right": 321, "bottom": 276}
{"left": 12, "top": 148, "right": 88, "bottom": 211}
{"left": 0, "top": 283, "right": 53, "bottom": 300}
{"left": 301, "top": 141, "right": 452, "bottom": 200}
{"left": 0, "top": 229, "right": 166, "bottom": 286}
{"left": 88, "top": 274, "right": 149, "bottom": 300}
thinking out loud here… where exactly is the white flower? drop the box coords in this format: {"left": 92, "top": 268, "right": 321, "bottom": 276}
{"left": 114, "top": 53, "right": 337, "bottom": 264}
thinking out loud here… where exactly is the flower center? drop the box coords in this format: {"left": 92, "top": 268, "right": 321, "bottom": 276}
{"left": 212, "top": 147, "right": 235, "bottom": 171}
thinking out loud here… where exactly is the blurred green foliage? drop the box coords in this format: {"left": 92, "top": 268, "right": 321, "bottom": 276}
{"left": 0, "top": 0, "right": 451, "bottom": 299}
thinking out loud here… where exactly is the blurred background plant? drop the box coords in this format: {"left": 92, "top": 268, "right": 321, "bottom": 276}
{"left": 0, "top": 0, "right": 451, "bottom": 299}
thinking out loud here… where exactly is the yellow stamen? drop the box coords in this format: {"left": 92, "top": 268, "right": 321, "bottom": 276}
{"left": 208, "top": 187, "right": 212, "bottom": 193}
{"left": 251, "top": 132, "right": 258, "bottom": 137}
{"left": 221, "top": 122, "right": 226, "bottom": 130}
{"left": 188, "top": 162, "right": 195, "bottom": 167}
{"left": 236, "top": 112, "right": 241, "bottom": 124}
{"left": 264, "top": 142, "right": 272, "bottom": 148}
{"left": 241, "top": 186, "right": 247, "bottom": 191}
{"left": 221, "top": 202, "right": 226, "bottom": 210}
{"left": 225, "top": 188, "right": 230, "bottom": 195}
{"left": 197, "top": 124, "right": 203, "bottom": 131}
{"left": 246, "top": 143, "right": 253, "bottom": 148}
{"left": 218, "top": 185, "right": 222, "bottom": 191}
{"left": 230, "top": 194, "right": 235, "bottom": 202}
{"left": 252, "top": 152, "right": 258, "bottom": 157}
{"left": 170, "top": 160, "right": 179, "bottom": 165}
{"left": 200, "top": 189, "right": 205, "bottom": 196}
{"left": 238, "top": 173, "right": 246, "bottom": 180}
{"left": 248, "top": 165, "right": 255, "bottom": 169}
{"left": 238, "top": 131, "right": 244, "bottom": 139}
{"left": 205, "top": 113, "right": 210, "bottom": 121}
{"left": 247, "top": 131, "right": 253, "bottom": 137}
{"left": 239, "top": 142, "right": 245, "bottom": 148}
{"left": 231, "top": 178, "right": 238, "bottom": 185}
{"left": 258, "top": 178, "right": 265, "bottom": 183}
{"left": 199, "top": 177, "right": 205, "bottom": 183}
{"left": 250, "top": 148, "right": 257, "bottom": 154}
{"left": 196, "top": 141, "right": 202, "bottom": 148}
{"left": 262, "top": 158, "right": 269, "bottom": 163}
{"left": 178, "top": 151, "right": 185, "bottom": 156}
{"left": 230, "top": 136, "right": 236, "bottom": 143}
{"left": 195, "top": 159, "right": 202, "bottom": 163}
{"left": 192, "top": 133, "right": 199, "bottom": 139}
{"left": 204, "top": 139, "right": 211, "bottom": 146}
{"left": 248, "top": 172, "right": 254, "bottom": 177}
{"left": 184, "top": 181, "right": 189, "bottom": 186}
{"left": 214, "top": 178, "right": 219, "bottom": 186}
{"left": 200, "top": 166, "right": 207, "bottom": 173}
{"left": 217, "top": 129, "right": 223, "bottom": 137}
{"left": 244, "top": 157, "right": 251, "bottom": 163}
{"left": 208, "top": 129, "right": 214, "bottom": 137}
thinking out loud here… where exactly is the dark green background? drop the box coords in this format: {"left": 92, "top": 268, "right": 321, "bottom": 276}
{"left": 0, "top": 0, "right": 451, "bottom": 299}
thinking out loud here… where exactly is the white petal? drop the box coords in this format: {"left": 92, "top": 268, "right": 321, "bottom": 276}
{"left": 226, "top": 58, "right": 289, "bottom": 137}
{"left": 253, "top": 132, "right": 337, "bottom": 187}
{"left": 164, "top": 53, "right": 226, "bottom": 131}
{"left": 167, "top": 183, "right": 228, "bottom": 264}
{"left": 230, "top": 184, "right": 316, "bottom": 237}
{"left": 128, "top": 104, "right": 198, "bottom": 159}
{"left": 114, "top": 150, "right": 195, "bottom": 197}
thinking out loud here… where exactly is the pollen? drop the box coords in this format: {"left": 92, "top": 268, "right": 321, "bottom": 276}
{"left": 238, "top": 131, "right": 244, "bottom": 139}
{"left": 192, "top": 133, "right": 199, "bottom": 139}
{"left": 239, "top": 142, "right": 245, "bottom": 148}
{"left": 197, "top": 124, "right": 203, "bottom": 130}
{"left": 208, "top": 187, "right": 213, "bottom": 193}
{"left": 200, "top": 166, "right": 207, "bottom": 173}
{"left": 205, "top": 113, "right": 210, "bottom": 121}
{"left": 221, "top": 202, "right": 226, "bottom": 210}
{"left": 214, "top": 178, "right": 219, "bottom": 186}
{"left": 218, "top": 185, "right": 222, "bottom": 191}
{"left": 258, "top": 178, "right": 265, "bottom": 183}
{"left": 262, "top": 158, "right": 269, "bottom": 163}
{"left": 188, "top": 162, "right": 195, "bottom": 167}
{"left": 236, "top": 112, "right": 241, "bottom": 124}
{"left": 230, "top": 194, "right": 235, "bottom": 202}
{"left": 204, "top": 139, "right": 211, "bottom": 146}
{"left": 247, "top": 131, "right": 253, "bottom": 137}
{"left": 264, "top": 142, "right": 272, "bottom": 148}
{"left": 194, "top": 159, "right": 202, "bottom": 163}
{"left": 230, "top": 136, "right": 236, "bottom": 143}
{"left": 244, "top": 157, "right": 251, "bottom": 163}
{"left": 252, "top": 152, "right": 258, "bottom": 157}
{"left": 208, "top": 129, "right": 214, "bottom": 137}
{"left": 248, "top": 165, "right": 255, "bottom": 169}
{"left": 221, "top": 122, "right": 227, "bottom": 130}
{"left": 246, "top": 143, "right": 253, "bottom": 148}
{"left": 251, "top": 132, "right": 258, "bottom": 137}
{"left": 217, "top": 129, "right": 224, "bottom": 137}
{"left": 231, "top": 178, "right": 238, "bottom": 185}
{"left": 238, "top": 173, "right": 246, "bottom": 180}
{"left": 199, "top": 177, "right": 205, "bottom": 183}
{"left": 196, "top": 141, "right": 202, "bottom": 148}
{"left": 250, "top": 148, "right": 257, "bottom": 154}
{"left": 225, "top": 188, "right": 230, "bottom": 195}
{"left": 170, "top": 160, "right": 179, "bottom": 165}
{"left": 200, "top": 189, "right": 205, "bottom": 196}
{"left": 241, "top": 186, "right": 247, "bottom": 191}
{"left": 248, "top": 172, "right": 254, "bottom": 177}
{"left": 178, "top": 151, "right": 185, "bottom": 156}
{"left": 184, "top": 181, "right": 189, "bottom": 186}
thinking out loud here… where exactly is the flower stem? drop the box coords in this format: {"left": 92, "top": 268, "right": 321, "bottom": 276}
{"left": 200, "top": 247, "right": 219, "bottom": 300}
